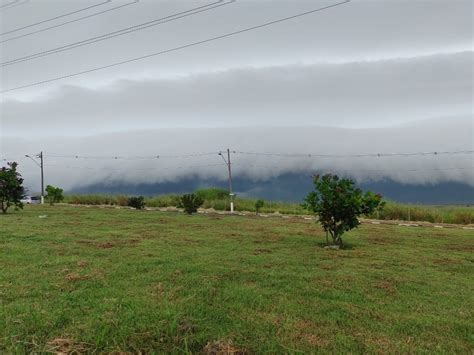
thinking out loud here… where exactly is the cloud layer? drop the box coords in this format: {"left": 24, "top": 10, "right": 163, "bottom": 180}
{"left": 3, "top": 51, "right": 472, "bottom": 136}
{"left": 3, "top": 117, "right": 473, "bottom": 193}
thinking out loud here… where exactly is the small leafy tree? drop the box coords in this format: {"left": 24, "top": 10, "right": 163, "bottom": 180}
{"left": 0, "top": 162, "right": 25, "bottom": 214}
{"left": 128, "top": 196, "right": 145, "bottom": 210}
{"left": 303, "top": 174, "right": 384, "bottom": 247}
{"left": 45, "top": 185, "right": 64, "bottom": 205}
{"left": 178, "top": 193, "right": 204, "bottom": 214}
{"left": 255, "top": 199, "right": 264, "bottom": 215}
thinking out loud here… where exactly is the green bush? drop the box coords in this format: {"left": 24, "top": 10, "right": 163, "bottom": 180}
{"left": 45, "top": 185, "right": 64, "bottom": 205}
{"left": 178, "top": 194, "right": 204, "bottom": 214}
{"left": 128, "top": 196, "right": 145, "bottom": 210}
{"left": 255, "top": 199, "right": 264, "bottom": 214}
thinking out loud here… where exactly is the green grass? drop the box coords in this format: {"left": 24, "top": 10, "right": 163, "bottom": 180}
{"left": 63, "top": 191, "right": 474, "bottom": 224}
{"left": 1, "top": 205, "right": 473, "bottom": 353}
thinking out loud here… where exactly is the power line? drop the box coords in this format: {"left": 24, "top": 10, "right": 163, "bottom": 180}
{"left": 0, "top": 0, "right": 140, "bottom": 44}
{"left": 233, "top": 163, "right": 474, "bottom": 174}
{"left": 28, "top": 149, "right": 474, "bottom": 161}
{"left": 0, "top": 0, "right": 111, "bottom": 36}
{"left": 44, "top": 152, "right": 220, "bottom": 160}
{"left": 5, "top": 150, "right": 473, "bottom": 162}
{"left": 1, "top": 0, "right": 233, "bottom": 67}
{"left": 0, "top": 0, "right": 28, "bottom": 12}
{"left": 1, "top": 0, "right": 350, "bottom": 93}
{"left": 45, "top": 162, "right": 226, "bottom": 171}
{"left": 0, "top": 0, "right": 19, "bottom": 9}
{"left": 234, "top": 150, "right": 474, "bottom": 158}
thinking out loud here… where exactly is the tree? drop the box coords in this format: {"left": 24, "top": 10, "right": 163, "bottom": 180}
{"left": 303, "top": 174, "right": 384, "bottom": 247}
{"left": 0, "top": 162, "right": 25, "bottom": 214}
{"left": 178, "top": 193, "right": 204, "bottom": 214}
{"left": 255, "top": 199, "right": 264, "bottom": 215}
{"left": 45, "top": 185, "right": 64, "bottom": 205}
{"left": 128, "top": 196, "right": 145, "bottom": 210}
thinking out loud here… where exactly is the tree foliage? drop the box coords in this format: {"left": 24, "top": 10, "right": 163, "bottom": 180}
{"left": 178, "top": 193, "right": 204, "bottom": 215}
{"left": 0, "top": 162, "right": 25, "bottom": 214}
{"left": 304, "top": 174, "right": 384, "bottom": 247}
{"left": 255, "top": 199, "right": 264, "bottom": 214}
{"left": 45, "top": 185, "right": 64, "bottom": 205}
{"left": 128, "top": 196, "right": 145, "bottom": 210}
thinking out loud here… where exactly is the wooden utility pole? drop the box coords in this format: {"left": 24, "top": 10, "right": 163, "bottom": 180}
{"left": 219, "top": 149, "right": 234, "bottom": 213}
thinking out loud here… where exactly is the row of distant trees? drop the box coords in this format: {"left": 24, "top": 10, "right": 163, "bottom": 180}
{"left": 1, "top": 161, "right": 384, "bottom": 247}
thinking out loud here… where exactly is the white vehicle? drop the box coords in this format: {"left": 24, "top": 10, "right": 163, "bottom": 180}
{"left": 21, "top": 196, "right": 32, "bottom": 204}
{"left": 21, "top": 196, "right": 40, "bottom": 205}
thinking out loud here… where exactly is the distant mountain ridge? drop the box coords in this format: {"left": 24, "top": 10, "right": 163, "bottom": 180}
{"left": 71, "top": 173, "right": 474, "bottom": 205}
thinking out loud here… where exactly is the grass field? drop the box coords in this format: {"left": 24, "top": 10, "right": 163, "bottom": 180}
{"left": 64, "top": 191, "right": 474, "bottom": 225}
{"left": 1, "top": 205, "right": 473, "bottom": 353}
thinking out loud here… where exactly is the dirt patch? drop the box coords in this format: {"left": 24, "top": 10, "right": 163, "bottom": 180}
{"left": 293, "top": 320, "right": 329, "bottom": 348}
{"left": 46, "top": 338, "right": 90, "bottom": 354}
{"left": 253, "top": 248, "right": 273, "bottom": 255}
{"left": 151, "top": 283, "right": 165, "bottom": 297}
{"left": 177, "top": 318, "right": 198, "bottom": 334}
{"left": 77, "top": 260, "right": 88, "bottom": 268}
{"left": 374, "top": 279, "right": 398, "bottom": 295}
{"left": 77, "top": 239, "right": 139, "bottom": 249}
{"left": 65, "top": 273, "right": 89, "bottom": 282}
{"left": 365, "top": 236, "right": 396, "bottom": 245}
{"left": 203, "top": 340, "right": 246, "bottom": 355}
{"left": 182, "top": 237, "right": 201, "bottom": 245}
{"left": 98, "top": 242, "right": 115, "bottom": 249}
{"left": 433, "top": 258, "right": 463, "bottom": 266}
{"left": 445, "top": 244, "right": 474, "bottom": 252}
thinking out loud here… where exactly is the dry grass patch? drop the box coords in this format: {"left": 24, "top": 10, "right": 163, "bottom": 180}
{"left": 203, "top": 340, "right": 246, "bottom": 355}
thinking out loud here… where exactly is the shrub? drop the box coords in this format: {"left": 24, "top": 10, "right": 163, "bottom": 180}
{"left": 45, "top": 185, "right": 64, "bottom": 205}
{"left": 255, "top": 199, "right": 264, "bottom": 214}
{"left": 304, "top": 174, "right": 384, "bottom": 247}
{"left": 178, "top": 193, "right": 204, "bottom": 214}
{"left": 0, "top": 162, "right": 25, "bottom": 214}
{"left": 128, "top": 196, "right": 145, "bottom": 210}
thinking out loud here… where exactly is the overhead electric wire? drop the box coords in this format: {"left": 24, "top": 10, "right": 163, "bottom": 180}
{"left": 234, "top": 150, "right": 474, "bottom": 158}
{"left": 1, "top": 0, "right": 350, "bottom": 93}
{"left": 0, "top": 0, "right": 140, "bottom": 44}
{"left": 233, "top": 163, "right": 474, "bottom": 174}
{"left": 1, "top": 0, "right": 234, "bottom": 67}
{"left": 44, "top": 152, "right": 221, "bottom": 160}
{"left": 0, "top": 0, "right": 19, "bottom": 9}
{"left": 0, "top": 0, "right": 28, "bottom": 12}
{"left": 40, "top": 150, "right": 474, "bottom": 161}
{"left": 0, "top": 0, "right": 111, "bottom": 36}
{"left": 46, "top": 162, "right": 227, "bottom": 171}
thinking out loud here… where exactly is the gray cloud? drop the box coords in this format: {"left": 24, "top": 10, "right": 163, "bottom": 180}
{"left": 2, "top": 117, "right": 473, "bottom": 193}
{"left": 1, "top": 0, "right": 473, "bottom": 192}
{"left": 3, "top": 51, "right": 472, "bottom": 136}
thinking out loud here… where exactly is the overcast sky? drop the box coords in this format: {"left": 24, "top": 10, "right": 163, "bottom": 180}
{"left": 0, "top": 0, "right": 473, "bottom": 192}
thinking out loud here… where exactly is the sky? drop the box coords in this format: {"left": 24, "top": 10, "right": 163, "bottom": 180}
{"left": 0, "top": 0, "right": 473, "bottom": 193}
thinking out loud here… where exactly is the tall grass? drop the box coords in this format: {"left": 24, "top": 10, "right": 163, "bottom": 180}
{"left": 367, "top": 201, "right": 473, "bottom": 224}
{"left": 64, "top": 189, "right": 473, "bottom": 225}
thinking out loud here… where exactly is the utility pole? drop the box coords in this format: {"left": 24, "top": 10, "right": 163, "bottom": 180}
{"left": 25, "top": 151, "right": 45, "bottom": 204}
{"left": 40, "top": 152, "right": 44, "bottom": 205}
{"left": 219, "top": 149, "right": 234, "bottom": 213}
